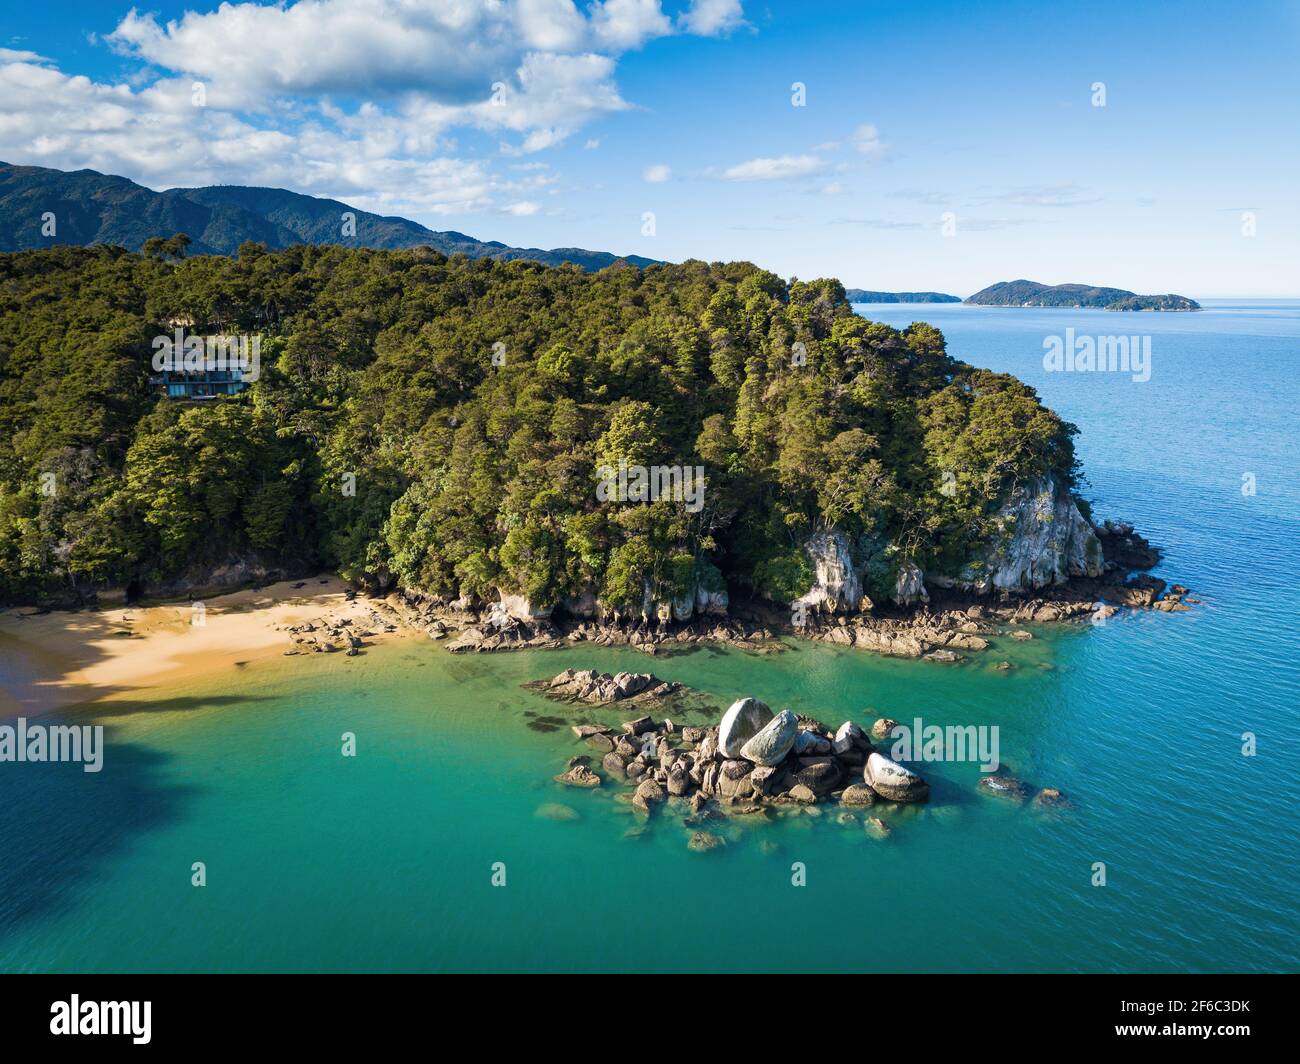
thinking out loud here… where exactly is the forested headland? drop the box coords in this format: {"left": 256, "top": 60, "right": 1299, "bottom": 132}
{"left": 0, "top": 241, "right": 1082, "bottom": 611}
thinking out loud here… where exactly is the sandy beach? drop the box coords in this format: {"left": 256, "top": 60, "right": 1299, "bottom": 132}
{"left": 0, "top": 577, "right": 410, "bottom": 717}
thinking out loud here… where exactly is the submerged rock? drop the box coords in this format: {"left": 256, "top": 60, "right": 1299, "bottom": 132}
{"left": 864, "top": 817, "right": 892, "bottom": 840}
{"left": 535, "top": 802, "right": 581, "bottom": 821}
{"left": 977, "top": 775, "right": 1033, "bottom": 801}
{"left": 554, "top": 763, "right": 601, "bottom": 788}
{"left": 1034, "top": 787, "right": 1071, "bottom": 809}
{"left": 687, "top": 831, "right": 727, "bottom": 853}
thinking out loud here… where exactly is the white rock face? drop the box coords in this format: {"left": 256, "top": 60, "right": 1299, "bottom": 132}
{"left": 695, "top": 584, "right": 729, "bottom": 616}
{"left": 954, "top": 475, "right": 1103, "bottom": 595}
{"left": 496, "top": 592, "right": 553, "bottom": 621}
{"left": 795, "top": 530, "right": 865, "bottom": 614}
{"left": 718, "top": 697, "right": 775, "bottom": 758}
{"left": 893, "top": 561, "right": 929, "bottom": 606}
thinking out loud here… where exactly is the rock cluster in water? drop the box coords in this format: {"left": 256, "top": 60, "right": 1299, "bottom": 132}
{"left": 542, "top": 676, "right": 1073, "bottom": 839}
{"left": 552, "top": 683, "right": 931, "bottom": 812}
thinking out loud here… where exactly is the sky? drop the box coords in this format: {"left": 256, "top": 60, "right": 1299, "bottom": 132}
{"left": 1, "top": 0, "right": 1297, "bottom": 296}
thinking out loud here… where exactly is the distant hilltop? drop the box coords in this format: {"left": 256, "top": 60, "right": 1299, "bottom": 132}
{"left": 966, "top": 279, "right": 1200, "bottom": 312}
{"left": 0, "top": 161, "right": 659, "bottom": 272}
{"left": 846, "top": 289, "right": 962, "bottom": 304}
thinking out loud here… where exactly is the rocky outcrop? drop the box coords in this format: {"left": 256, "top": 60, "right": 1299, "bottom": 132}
{"left": 950, "top": 476, "right": 1103, "bottom": 595}
{"left": 541, "top": 669, "right": 680, "bottom": 704}
{"left": 794, "top": 530, "right": 866, "bottom": 614}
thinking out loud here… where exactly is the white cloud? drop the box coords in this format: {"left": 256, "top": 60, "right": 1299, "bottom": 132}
{"left": 643, "top": 163, "right": 671, "bottom": 182}
{"left": 722, "top": 154, "right": 825, "bottom": 181}
{"left": 590, "top": 0, "right": 673, "bottom": 51}
{"left": 503, "top": 200, "right": 541, "bottom": 216}
{"left": 679, "top": 0, "right": 747, "bottom": 36}
{"left": 850, "top": 123, "right": 885, "bottom": 155}
{"left": 0, "top": 1, "right": 751, "bottom": 224}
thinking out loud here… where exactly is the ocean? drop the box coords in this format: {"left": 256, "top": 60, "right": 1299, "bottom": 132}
{"left": 1, "top": 300, "right": 1297, "bottom": 973}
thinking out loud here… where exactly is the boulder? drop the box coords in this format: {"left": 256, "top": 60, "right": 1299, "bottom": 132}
{"left": 794, "top": 729, "right": 833, "bottom": 756}
{"left": 718, "top": 697, "right": 774, "bottom": 758}
{"left": 583, "top": 733, "right": 616, "bottom": 753}
{"left": 667, "top": 766, "right": 692, "bottom": 796}
{"left": 787, "top": 783, "right": 818, "bottom": 805}
{"left": 601, "top": 752, "right": 627, "bottom": 778}
{"left": 1035, "top": 787, "right": 1071, "bottom": 809}
{"left": 870, "top": 718, "right": 900, "bottom": 742}
{"left": 632, "top": 778, "right": 665, "bottom": 814}
{"left": 794, "top": 758, "right": 844, "bottom": 796}
{"left": 832, "top": 720, "right": 865, "bottom": 756}
{"left": 739, "top": 709, "right": 800, "bottom": 766}
{"left": 554, "top": 764, "right": 601, "bottom": 788}
{"left": 622, "top": 715, "right": 655, "bottom": 736}
{"left": 865, "top": 752, "right": 929, "bottom": 803}
{"left": 840, "top": 783, "right": 879, "bottom": 807}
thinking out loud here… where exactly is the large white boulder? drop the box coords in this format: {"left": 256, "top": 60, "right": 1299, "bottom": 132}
{"left": 718, "top": 697, "right": 774, "bottom": 758}
{"left": 865, "top": 752, "right": 930, "bottom": 803}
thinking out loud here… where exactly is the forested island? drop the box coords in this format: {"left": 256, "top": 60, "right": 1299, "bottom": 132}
{"left": 966, "top": 280, "right": 1199, "bottom": 311}
{"left": 844, "top": 290, "right": 961, "bottom": 304}
{"left": 1, "top": 240, "right": 1182, "bottom": 631}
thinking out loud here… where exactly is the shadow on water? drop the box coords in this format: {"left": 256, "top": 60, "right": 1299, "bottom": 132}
{"left": 0, "top": 692, "right": 271, "bottom": 943}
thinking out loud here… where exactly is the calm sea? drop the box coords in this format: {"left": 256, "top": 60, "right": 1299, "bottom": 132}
{"left": 1, "top": 300, "right": 1297, "bottom": 972}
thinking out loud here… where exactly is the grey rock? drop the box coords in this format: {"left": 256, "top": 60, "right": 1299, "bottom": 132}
{"left": 840, "top": 783, "right": 879, "bottom": 807}
{"left": 739, "top": 709, "right": 799, "bottom": 766}
{"left": 718, "top": 697, "right": 774, "bottom": 758}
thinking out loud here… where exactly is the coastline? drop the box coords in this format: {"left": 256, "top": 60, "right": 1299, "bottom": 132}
{"left": 0, "top": 577, "right": 413, "bottom": 718}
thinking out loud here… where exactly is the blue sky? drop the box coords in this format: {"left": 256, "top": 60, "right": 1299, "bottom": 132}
{"left": 2, "top": 0, "right": 1296, "bottom": 295}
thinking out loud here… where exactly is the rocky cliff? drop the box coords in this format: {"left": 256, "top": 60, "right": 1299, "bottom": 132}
{"left": 795, "top": 476, "right": 1103, "bottom": 609}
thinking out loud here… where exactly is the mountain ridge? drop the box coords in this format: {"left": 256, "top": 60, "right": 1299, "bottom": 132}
{"left": 0, "top": 161, "right": 659, "bottom": 271}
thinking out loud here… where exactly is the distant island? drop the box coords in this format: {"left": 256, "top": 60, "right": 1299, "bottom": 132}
{"left": 966, "top": 279, "right": 1200, "bottom": 312}
{"left": 0, "top": 161, "right": 658, "bottom": 272}
{"left": 846, "top": 290, "right": 962, "bottom": 304}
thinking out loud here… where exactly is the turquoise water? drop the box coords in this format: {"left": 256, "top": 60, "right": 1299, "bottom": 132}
{"left": 1, "top": 300, "right": 1297, "bottom": 973}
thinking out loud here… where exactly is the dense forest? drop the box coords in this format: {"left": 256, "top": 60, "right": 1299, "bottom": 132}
{"left": 0, "top": 242, "right": 1081, "bottom": 610}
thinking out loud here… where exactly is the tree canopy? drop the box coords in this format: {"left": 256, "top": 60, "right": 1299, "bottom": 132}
{"left": 0, "top": 242, "right": 1080, "bottom": 606}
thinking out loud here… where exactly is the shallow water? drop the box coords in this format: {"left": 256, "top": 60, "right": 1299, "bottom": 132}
{"left": 1, "top": 300, "right": 1297, "bottom": 973}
